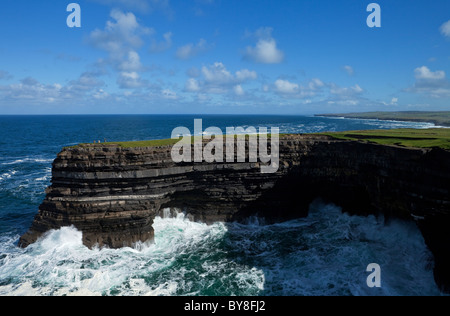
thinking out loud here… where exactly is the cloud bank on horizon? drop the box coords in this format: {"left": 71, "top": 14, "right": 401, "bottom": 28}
{"left": 0, "top": 0, "right": 449, "bottom": 114}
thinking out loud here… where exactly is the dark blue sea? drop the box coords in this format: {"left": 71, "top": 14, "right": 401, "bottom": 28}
{"left": 0, "top": 115, "right": 442, "bottom": 296}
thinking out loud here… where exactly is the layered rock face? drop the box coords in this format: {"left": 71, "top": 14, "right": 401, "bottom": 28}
{"left": 19, "top": 135, "right": 450, "bottom": 291}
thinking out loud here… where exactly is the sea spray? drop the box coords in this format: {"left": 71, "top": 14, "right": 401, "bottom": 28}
{"left": 0, "top": 207, "right": 441, "bottom": 296}
{"left": 0, "top": 214, "right": 264, "bottom": 296}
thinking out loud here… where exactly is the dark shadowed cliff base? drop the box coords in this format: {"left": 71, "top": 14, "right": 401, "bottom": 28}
{"left": 19, "top": 135, "right": 450, "bottom": 293}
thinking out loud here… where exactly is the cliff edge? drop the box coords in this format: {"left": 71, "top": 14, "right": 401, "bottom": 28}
{"left": 19, "top": 135, "right": 450, "bottom": 292}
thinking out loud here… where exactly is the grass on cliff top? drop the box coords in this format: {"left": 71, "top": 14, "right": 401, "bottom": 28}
{"left": 322, "top": 128, "right": 450, "bottom": 150}
{"left": 73, "top": 129, "right": 450, "bottom": 150}
{"left": 111, "top": 138, "right": 181, "bottom": 148}
{"left": 71, "top": 138, "right": 179, "bottom": 149}
{"left": 72, "top": 138, "right": 181, "bottom": 149}
{"left": 77, "top": 135, "right": 280, "bottom": 149}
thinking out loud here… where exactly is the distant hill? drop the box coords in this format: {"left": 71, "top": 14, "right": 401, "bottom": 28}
{"left": 316, "top": 111, "right": 450, "bottom": 127}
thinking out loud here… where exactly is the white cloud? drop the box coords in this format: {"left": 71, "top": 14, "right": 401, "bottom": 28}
{"left": 382, "top": 97, "right": 399, "bottom": 106}
{"left": 89, "top": 10, "right": 152, "bottom": 57}
{"left": 93, "top": 89, "right": 110, "bottom": 100}
{"left": 343, "top": 65, "right": 354, "bottom": 76}
{"left": 246, "top": 39, "right": 284, "bottom": 64}
{"left": 409, "top": 66, "right": 450, "bottom": 98}
{"left": 353, "top": 84, "right": 363, "bottom": 93}
{"left": 119, "top": 51, "right": 142, "bottom": 72}
{"left": 233, "top": 85, "right": 245, "bottom": 96}
{"left": 274, "top": 79, "right": 299, "bottom": 94}
{"left": 0, "top": 72, "right": 108, "bottom": 105}
{"left": 68, "top": 72, "right": 105, "bottom": 92}
{"left": 162, "top": 89, "right": 178, "bottom": 100}
{"left": 309, "top": 78, "right": 325, "bottom": 89}
{"left": 176, "top": 39, "right": 210, "bottom": 60}
{"left": 200, "top": 63, "right": 257, "bottom": 85}
{"left": 330, "top": 83, "right": 364, "bottom": 96}
{"left": 196, "top": 93, "right": 211, "bottom": 103}
{"left": 185, "top": 78, "right": 200, "bottom": 92}
{"left": 268, "top": 77, "right": 371, "bottom": 109}
{"left": 201, "top": 62, "right": 234, "bottom": 84}
{"left": 184, "top": 62, "right": 258, "bottom": 95}
{"left": 1, "top": 78, "right": 62, "bottom": 103}
{"left": 89, "top": 10, "right": 153, "bottom": 90}
{"left": 117, "top": 71, "right": 147, "bottom": 89}
{"left": 272, "top": 78, "right": 326, "bottom": 98}
{"left": 244, "top": 27, "right": 284, "bottom": 64}
{"left": 440, "top": 20, "right": 450, "bottom": 38}
{"left": 414, "top": 66, "right": 445, "bottom": 80}
{"left": 235, "top": 69, "right": 257, "bottom": 81}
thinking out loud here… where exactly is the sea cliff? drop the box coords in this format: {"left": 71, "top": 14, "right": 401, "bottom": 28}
{"left": 19, "top": 135, "right": 450, "bottom": 292}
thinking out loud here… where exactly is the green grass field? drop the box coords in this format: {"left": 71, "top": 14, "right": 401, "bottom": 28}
{"left": 75, "top": 135, "right": 278, "bottom": 149}
{"left": 322, "top": 128, "right": 450, "bottom": 150}
{"left": 110, "top": 138, "right": 181, "bottom": 148}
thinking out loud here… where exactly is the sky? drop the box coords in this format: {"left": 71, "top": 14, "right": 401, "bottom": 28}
{"left": 0, "top": 0, "right": 449, "bottom": 115}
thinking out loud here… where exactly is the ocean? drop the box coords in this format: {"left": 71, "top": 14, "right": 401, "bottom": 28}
{"left": 0, "top": 115, "right": 443, "bottom": 296}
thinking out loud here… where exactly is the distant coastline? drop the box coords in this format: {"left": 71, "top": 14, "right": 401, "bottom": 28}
{"left": 316, "top": 111, "right": 450, "bottom": 127}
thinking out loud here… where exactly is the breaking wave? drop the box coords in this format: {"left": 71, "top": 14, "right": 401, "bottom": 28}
{"left": 0, "top": 206, "right": 441, "bottom": 296}
{"left": 1, "top": 158, "right": 54, "bottom": 166}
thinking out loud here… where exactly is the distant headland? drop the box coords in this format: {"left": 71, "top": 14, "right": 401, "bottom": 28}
{"left": 316, "top": 111, "right": 450, "bottom": 127}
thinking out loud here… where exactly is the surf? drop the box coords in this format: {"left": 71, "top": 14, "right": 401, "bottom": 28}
{"left": 0, "top": 205, "right": 441, "bottom": 296}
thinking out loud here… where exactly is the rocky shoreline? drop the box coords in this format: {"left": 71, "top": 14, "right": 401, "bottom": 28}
{"left": 19, "top": 134, "right": 450, "bottom": 292}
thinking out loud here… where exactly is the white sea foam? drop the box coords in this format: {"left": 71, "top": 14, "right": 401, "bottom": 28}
{"left": 0, "top": 170, "right": 17, "bottom": 182}
{"left": 35, "top": 175, "right": 49, "bottom": 182}
{"left": 0, "top": 165, "right": 51, "bottom": 203}
{"left": 319, "top": 116, "right": 442, "bottom": 129}
{"left": 0, "top": 214, "right": 262, "bottom": 296}
{"left": 0, "top": 207, "right": 443, "bottom": 296}
{"left": 1, "top": 158, "right": 53, "bottom": 166}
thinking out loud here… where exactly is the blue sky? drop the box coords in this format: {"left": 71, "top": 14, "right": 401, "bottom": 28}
{"left": 0, "top": 0, "right": 449, "bottom": 114}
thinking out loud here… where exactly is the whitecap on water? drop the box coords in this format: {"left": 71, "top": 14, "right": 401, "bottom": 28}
{"left": 0, "top": 170, "right": 18, "bottom": 182}
{"left": 0, "top": 207, "right": 443, "bottom": 296}
{"left": 1, "top": 158, "right": 53, "bottom": 166}
{"left": 0, "top": 214, "right": 264, "bottom": 296}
